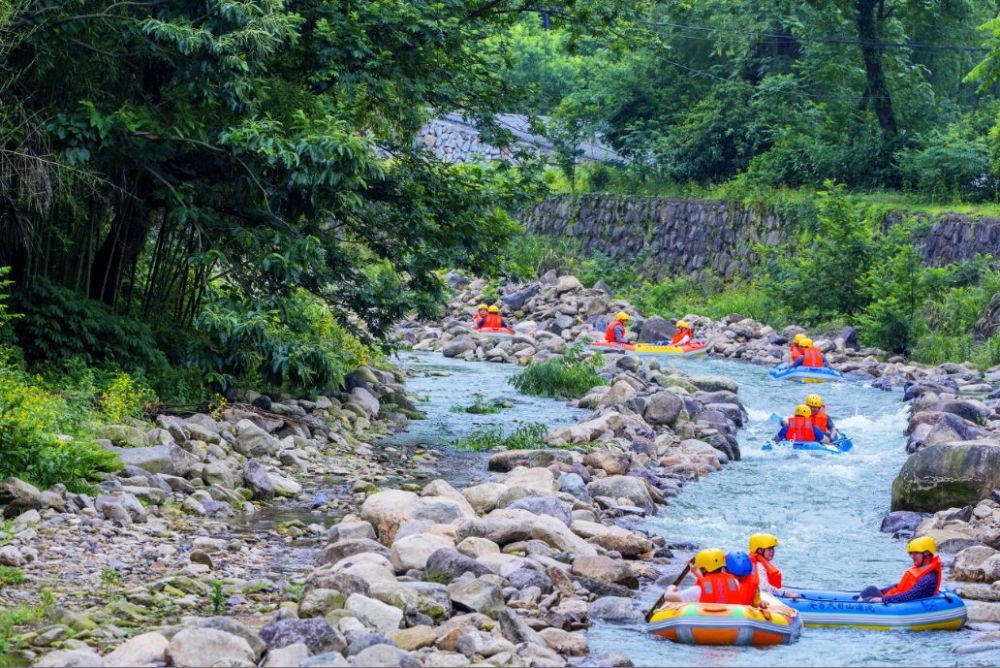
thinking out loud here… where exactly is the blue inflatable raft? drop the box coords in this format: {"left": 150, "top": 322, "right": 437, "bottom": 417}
{"left": 769, "top": 364, "right": 844, "bottom": 383}
{"left": 762, "top": 434, "right": 853, "bottom": 454}
{"left": 778, "top": 589, "right": 966, "bottom": 631}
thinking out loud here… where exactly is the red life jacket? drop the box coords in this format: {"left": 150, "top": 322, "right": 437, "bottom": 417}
{"left": 670, "top": 327, "right": 692, "bottom": 345}
{"left": 750, "top": 553, "right": 783, "bottom": 589}
{"left": 605, "top": 320, "right": 626, "bottom": 343}
{"left": 483, "top": 313, "right": 503, "bottom": 328}
{"left": 790, "top": 344, "right": 804, "bottom": 362}
{"left": 811, "top": 406, "right": 830, "bottom": 433}
{"left": 884, "top": 555, "right": 942, "bottom": 598}
{"left": 734, "top": 569, "right": 760, "bottom": 606}
{"left": 697, "top": 572, "right": 744, "bottom": 604}
{"left": 785, "top": 415, "right": 817, "bottom": 442}
{"left": 801, "top": 347, "right": 824, "bottom": 368}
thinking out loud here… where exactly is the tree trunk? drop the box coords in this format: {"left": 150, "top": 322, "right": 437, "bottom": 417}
{"left": 89, "top": 174, "right": 152, "bottom": 307}
{"left": 855, "top": 0, "right": 897, "bottom": 138}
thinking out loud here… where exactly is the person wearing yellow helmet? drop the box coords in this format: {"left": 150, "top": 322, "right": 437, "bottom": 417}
{"left": 604, "top": 312, "right": 631, "bottom": 343}
{"left": 774, "top": 404, "right": 829, "bottom": 443}
{"left": 791, "top": 337, "right": 831, "bottom": 369}
{"left": 861, "top": 536, "right": 942, "bottom": 603}
{"left": 670, "top": 319, "right": 694, "bottom": 346}
{"left": 748, "top": 533, "right": 800, "bottom": 599}
{"left": 660, "top": 548, "right": 746, "bottom": 605}
{"left": 790, "top": 333, "right": 807, "bottom": 363}
{"left": 482, "top": 304, "right": 505, "bottom": 329}
{"left": 473, "top": 303, "right": 489, "bottom": 329}
{"left": 805, "top": 393, "right": 838, "bottom": 439}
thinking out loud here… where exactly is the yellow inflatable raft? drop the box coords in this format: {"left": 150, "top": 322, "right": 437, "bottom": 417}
{"left": 648, "top": 597, "right": 802, "bottom": 646}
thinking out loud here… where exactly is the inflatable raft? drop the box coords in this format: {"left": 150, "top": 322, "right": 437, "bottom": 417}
{"left": 762, "top": 434, "right": 854, "bottom": 454}
{"left": 778, "top": 589, "right": 966, "bottom": 631}
{"left": 769, "top": 364, "right": 844, "bottom": 383}
{"left": 474, "top": 326, "right": 515, "bottom": 338}
{"left": 648, "top": 599, "right": 802, "bottom": 646}
{"left": 590, "top": 340, "right": 708, "bottom": 357}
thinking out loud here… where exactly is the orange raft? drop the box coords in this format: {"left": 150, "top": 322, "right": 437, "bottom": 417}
{"left": 473, "top": 327, "right": 516, "bottom": 337}
{"left": 647, "top": 599, "right": 802, "bottom": 646}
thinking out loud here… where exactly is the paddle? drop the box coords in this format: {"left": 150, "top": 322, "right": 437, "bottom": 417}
{"left": 768, "top": 412, "right": 785, "bottom": 427}
{"left": 644, "top": 563, "right": 691, "bottom": 622}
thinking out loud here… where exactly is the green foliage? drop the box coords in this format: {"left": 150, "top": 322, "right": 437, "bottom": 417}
{"left": 511, "top": 347, "right": 606, "bottom": 399}
{"left": 453, "top": 422, "right": 549, "bottom": 452}
{"left": 12, "top": 278, "right": 167, "bottom": 374}
{"left": 0, "top": 267, "right": 18, "bottom": 338}
{"left": 0, "top": 566, "right": 25, "bottom": 585}
{"left": 450, "top": 393, "right": 508, "bottom": 415}
{"left": 0, "top": 606, "right": 43, "bottom": 658}
{"left": 193, "top": 288, "right": 366, "bottom": 395}
{"left": 100, "top": 567, "right": 121, "bottom": 599}
{"left": 0, "top": 352, "right": 122, "bottom": 489}
{"left": 210, "top": 580, "right": 226, "bottom": 616}
{"left": 897, "top": 127, "right": 997, "bottom": 203}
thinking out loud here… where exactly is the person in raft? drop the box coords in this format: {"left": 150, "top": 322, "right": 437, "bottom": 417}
{"left": 860, "top": 536, "right": 942, "bottom": 603}
{"left": 473, "top": 303, "right": 489, "bottom": 329}
{"left": 774, "top": 405, "right": 831, "bottom": 444}
{"left": 604, "top": 311, "right": 630, "bottom": 343}
{"left": 725, "top": 551, "right": 766, "bottom": 607}
{"left": 790, "top": 333, "right": 807, "bottom": 362}
{"left": 670, "top": 320, "right": 694, "bottom": 346}
{"left": 805, "top": 393, "right": 838, "bottom": 440}
{"left": 790, "top": 337, "right": 831, "bottom": 368}
{"left": 661, "top": 549, "right": 750, "bottom": 605}
{"left": 749, "top": 533, "right": 800, "bottom": 599}
{"left": 482, "top": 305, "right": 505, "bottom": 329}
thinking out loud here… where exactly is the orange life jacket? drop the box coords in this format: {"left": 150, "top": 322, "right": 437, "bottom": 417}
{"left": 883, "top": 555, "right": 942, "bottom": 598}
{"left": 697, "top": 572, "right": 744, "bottom": 604}
{"left": 811, "top": 406, "right": 830, "bottom": 433}
{"left": 785, "top": 415, "right": 817, "bottom": 442}
{"left": 750, "top": 553, "right": 783, "bottom": 589}
{"left": 734, "top": 569, "right": 760, "bottom": 606}
{"left": 473, "top": 313, "right": 487, "bottom": 328}
{"left": 605, "top": 320, "right": 626, "bottom": 343}
{"left": 483, "top": 313, "right": 503, "bottom": 328}
{"left": 801, "top": 347, "right": 824, "bottom": 368}
{"left": 790, "top": 343, "right": 804, "bottom": 362}
{"left": 670, "top": 327, "right": 692, "bottom": 345}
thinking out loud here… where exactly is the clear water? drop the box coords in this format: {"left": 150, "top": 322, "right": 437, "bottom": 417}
{"left": 587, "top": 355, "right": 999, "bottom": 666}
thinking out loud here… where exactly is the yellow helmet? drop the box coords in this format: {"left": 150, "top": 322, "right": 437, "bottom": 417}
{"left": 676, "top": 320, "right": 691, "bottom": 329}
{"left": 806, "top": 394, "right": 823, "bottom": 408}
{"left": 794, "top": 404, "right": 812, "bottom": 418}
{"left": 793, "top": 333, "right": 806, "bottom": 344}
{"left": 749, "top": 533, "right": 779, "bottom": 554}
{"left": 477, "top": 303, "right": 488, "bottom": 311}
{"left": 694, "top": 548, "right": 726, "bottom": 573}
{"left": 907, "top": 536, "right": 937, "bottom": 555}
{"left": 614, "top": 311, "right": 630, "bottom": 321}
{"left": 487, "top": 305, "right": 500, "bottom": 313}
{"left": 801, "top": 338, "right": 814, "bottom": 348}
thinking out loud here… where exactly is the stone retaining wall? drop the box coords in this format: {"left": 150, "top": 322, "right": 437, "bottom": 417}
{"left": 519, "top": 195, "right": 1000, "bottom": 280}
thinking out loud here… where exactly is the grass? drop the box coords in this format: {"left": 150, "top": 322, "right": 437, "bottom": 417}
{"left": 453, "top": 422, "right": 549, "bottom": 452}
{"left": 0, "top": 566, "right": 25, "bottom": 585}
{"left": 449, "top": 393, "right": 509, "bottom": 415}
{"left": 510, "top": 350, "right": 607, "bottom": 399}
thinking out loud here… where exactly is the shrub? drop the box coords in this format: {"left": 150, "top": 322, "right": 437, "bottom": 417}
{"left": 511, "top": 347, "right": 606, "bottom": 399}
{"left": 450, "top": 393, "right": 507, "bottom": 415}
{"left": 898, "top": 126, "right": 998, "bottom": 202}
{"left": 0, "top": 353, "right": 121, "bottom": 488}
{"left": 453, "top": 422, "right": 549, "bottom": 451}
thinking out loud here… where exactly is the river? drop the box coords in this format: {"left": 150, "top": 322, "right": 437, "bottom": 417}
{"left": 388, "top": 351, "right": 1000, "bottom": 666}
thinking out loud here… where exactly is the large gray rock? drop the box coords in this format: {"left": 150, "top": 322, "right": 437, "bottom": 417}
{"left": 637, "top": 317, "right": 675, "bottom": 343}
{"left": 112, "top": 443, "right": 195, "bottom": 477}
{"left": 0, "top": 477, "right": 47, "bottom": 513}
{"left": 234, "top": 419, "right": 279, "bottom": 457}
{"left": 506, "top": 496, "right": 572, "bottom": 525}
{"left": 879, "top": 511, "right": 928, "bottom": 535}
{"left": 260, "top": 618, "right": 347, "bottom": 655}
{"left": 167, "top": 628, "right": 256, "bottom": 667}
{"left": 503, "top": 285, "right": 539, "bottom": 311}
{"left": 571, "top": 556, "right": 638, "bottom": 588}
{"left": 317, "top": 538, "right": 390, "bottom": 567}
{"left": 105, "top": 632, "right": 169, "bottom": 667}
{"left": 243, "top": 460, "right": 275, "bottom": 501}
{"left": 588, "top": 596, "right": 640, "bottom": 623}
{"left": 425, "top": 548, "right": 493, "bottom": 581}
{"left": 360, "top": 490, "right": 420, "bottom": 543}
{"left": 349, "top": 645, "right": 419, "bottom": 668}
{"left": 345, "top": 594, "right": 403, "bottom": 634}
{"left": 586, "top": 476, "right": 655, "bottom": 513}
{"left": 952, "top": 546, "right": 1000, "bottom": 582}
{"left": 390, "top": 533, "right": 454, "bottom": 572}
{"left": 448, "top": 577, "right": 504, "bottom": 617}
{"left": 442, "top": 337, "right": 476, "bottom": 358}
{"left": 35, "top": 650, "right": 107, "bottom": 667}
{"left": 262, "top": 643, "right": 311, "bottom": 668}
{"left": 643, "top": 392, "right": 683, "bottom": 426}
{"left": 688, "top": 375, "right": 738, "bottom": 393}
{"left": 349, "top": 387, "right": 380, "bottom": 418}
{"left": 891, "top": 440, "right": 1000, "bottom": 512}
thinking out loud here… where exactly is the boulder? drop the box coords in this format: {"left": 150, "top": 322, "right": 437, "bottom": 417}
{"left": 555, "top": 275, "right": 583, "bottom": 294}
{"left": 688, "top": 375, "right": 738, "bottom": 393}
{"left": 360, "top": 490, "right": 421, "bottom": 543}
{"left": 952, "top": 546, "right": 1000, "bottom": 582}
{"left": 506, "top": 496, "right": 572, "bottom": 525}
{"left": 234, "top": 419, "right": 279, "bottom": 457}
{"left": 569, "top": 521, "right": 654, "bottom": 557}
{"left": 390, "top": 533, "right": 454, "bottom": 572}
{"left": 588, "top": 596, "right": 640, "bottom": 623}
{"left": 448, "top": 577, "right": 504, "bottom": 617}
{"left": 586, "top": 476, "right": 655, "bottom": 513}
{"left": 260, "top": 617, "right": 347, "bottom": 654}
{"left": 462, "top": 483, "right": 507, "bottom": 514}
{"left": 349, "top": 387, "right": 380, "bottom": 418}
{"left": 487, "top": 449, "right": 576, "bottom": 473}
{"left": 167, "top": 628, "right": 256, "bottom": 667}
{"left": 35, "top": 650, "right": 106, "bottom": 667}
{"left": 643, "top": 392, "right": 683, "bottom": 426}
{"left": 456, "top": 508, "right": 538, "bottom": 545}
{"left": 539, "top": 628, "right": 588, "bottom": 656}
{"left": 349, "top": 644, "right": 419, "bottom": 668}
{"left": 583, "top": 450, "right": 630, "bottom": 476}
{"left": 262, "top": 643, "right": 311, "bottom": 668}
{"left": 113, "top": 444, "right": 196, "bottom": 477}
{"left": 891, "top": 440, "right": 1000, "bottom": 511}
{"left": 442, "top": 337, "right": 476, "bottom": 358}
{"left": 637, "top": 317, "right": 675, "bottom": 344}
{"left": 345, "top": 594, "right": 404, "bottom": 634}
{"left": 530, "top": 515, "right": 598, "bottom": 556}
{"left": 879, "top": 511, "right": 928, "bottom": 535}
{"left": 425, "top": 548, "right": 493, "bottom": 581}
{"left": 503, "top": 285, "right": 540, "bottom": 311}
{"left": 571, "top": 556, "right": 638, "bottom": 588}
{"left": 104, "top": 632, "right": 169, "bottom": 667}
{"left": 243, "top": 460, "right": 275, "bottom": 501}
{"left": 835, "top": 326, "right": 859, "bottom": 350}
{"left": 498, "top": 608, "right": 543, "bottom": 645}
{"left": 317, "top": 538, "right": 391, "bottom": 567}
{"left": 598, "top": 381, "right": 637, "bottom": 409}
